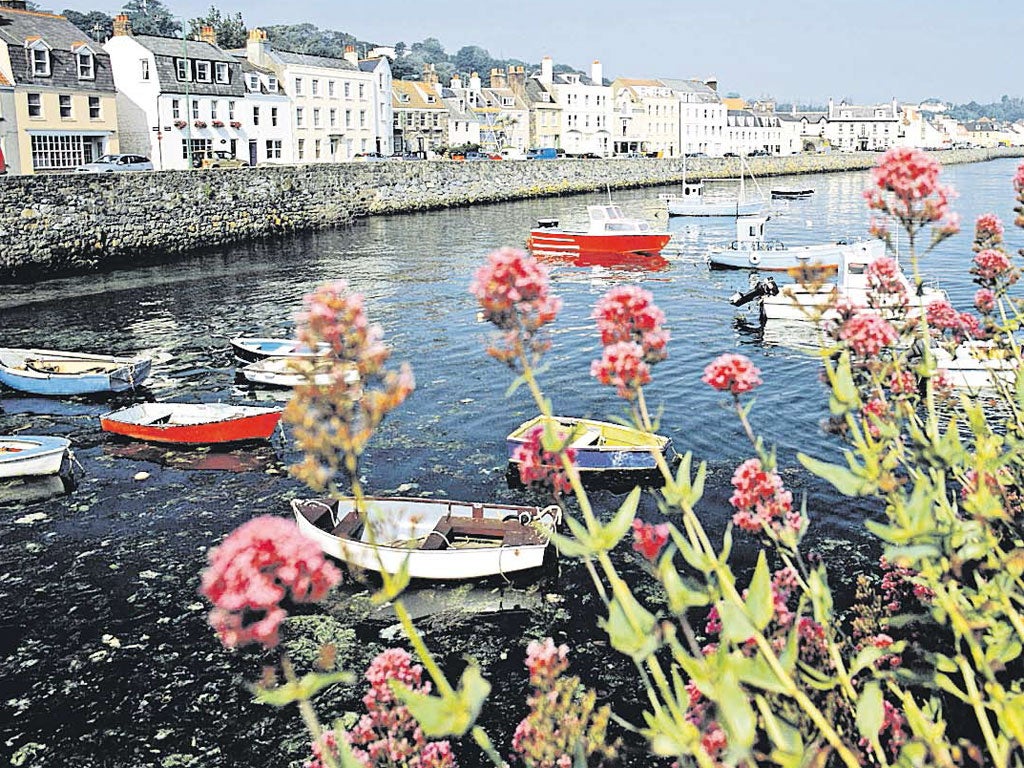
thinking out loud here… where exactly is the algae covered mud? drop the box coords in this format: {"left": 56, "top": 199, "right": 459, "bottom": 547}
{"left": 1, "top": 159, "right": 1022, "bottom": 767}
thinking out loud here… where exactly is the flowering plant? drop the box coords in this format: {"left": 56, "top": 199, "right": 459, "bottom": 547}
{"left": 173, "top": 119, "right": 187, "bottom": 129}
{"left": 211, "top": 119, "right": 225, "bottom": 127}
{"left": 199, "top": 152, "right": 1024, "bottom": 768}
{"left": 230, "top": 120, "right": 242, "bottom": 129}
{"left": 193, "top": 119, "right": 207, "bottom": 128}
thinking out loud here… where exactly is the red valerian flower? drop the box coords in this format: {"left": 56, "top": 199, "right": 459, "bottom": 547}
{"left": 838, "top": 312, "right": 898, "bottom": 357}
{"left": 864, "top": 147, "right": 959, "bottom": 235}
{"left": 592, "top": 285, "right": 669, "bottom": 363}
{"left": 524, "top": 637, "right": 570, "bottom": 686}
{"left": 975, "top": 288, "right": 996, "bottom": 313}
{"left": 889, "top": 370, "right": 917, "bottom": 396}
{"left": 591, "top": 341, "right": 651, "bottom": 400}
{"left": 702, "top": 353, "right": 762, "bottom": 395}
{"left": 631, "top": 518, "right": 670, "bottom": 561}
{"left": 972, "top": 248, "right": 1015, "bottom": 282}
{"left": 200, "top": 516, "right": 341, "bottom": 649}
{"left": 866, "top": 257, "right": 907, "bottom": 296}
{"left": 975, "top": 213, "right": 1004, "bottom": 242}
{"left": 511, "top": 424, "right": 577, "bottom": 495}
{"left": 1015, "top": 161, "right": 1024, "bottom": 193}
{"left": 729, "top": 458, "right": 797, "bottom": 533}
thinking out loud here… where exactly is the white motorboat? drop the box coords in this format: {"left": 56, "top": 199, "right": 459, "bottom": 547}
{"left": 708, "top": 216, "right": 884, "bottom": 271}
{"left": 933, "top": 341, "right": 1018, "bottom": 390}
{"left": 662, "top": 156, "right": 766, "bottom": 217}
{"left": 239, "top": 356, "right": 359, "bottom": 389}
{"left": 0, "top": 435, "right": 71, "bottom": 478}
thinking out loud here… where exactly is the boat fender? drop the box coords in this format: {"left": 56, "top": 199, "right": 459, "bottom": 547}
{"left": 749, "top": 253, "right": 761, "bottom": 266}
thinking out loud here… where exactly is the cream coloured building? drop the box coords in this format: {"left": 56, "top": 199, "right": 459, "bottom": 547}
{"left": 611, "top": 78, "right": 678, "bottom": 157}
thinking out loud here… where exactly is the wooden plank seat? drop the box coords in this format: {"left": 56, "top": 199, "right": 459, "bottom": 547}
{"left": 419, "top": 516, "right": 546, "bottom": 550}
{"left": 569, "top": 428, "right": 602, "bottom": 448}
{"left": 296, "top": 500, "right": 362, "bottom": 538}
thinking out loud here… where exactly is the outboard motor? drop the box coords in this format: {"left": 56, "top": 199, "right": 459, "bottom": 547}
{"left": 535, "top": 217, "right": 559, "bottom": 229}
{"left": 730, "top": 276, "right": 779, "bottom": 307}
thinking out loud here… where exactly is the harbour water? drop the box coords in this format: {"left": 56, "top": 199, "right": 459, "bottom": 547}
{"left": 1, "top": 157, "right": 1021, "bottom": 767}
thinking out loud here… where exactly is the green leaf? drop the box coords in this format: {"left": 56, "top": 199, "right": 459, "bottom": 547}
{"left": 754, "top": 694, "right": 804, "bottom": 764}
{"left": 716, "top": 599, "right": 756, "bottom": 645}
{"left": 549, "top": 514, "right": 598, "bottom": 557}
{"left": 371, "top": 556, "right": 410, "bottom": 605}
{"left": 798, "top": 452, "right": 875, "bottom": 496}
{"left": 658, "top": 548, "right": 711, "bottom": 613}
{"left": 732, "top": 653, "right": 788, "bottom": 695}
{"left": 855, "top": 681, "right": 884, "bottom": 742}
{"left": 668, "top": 526, "right": 711, "bottom": 571}
{"left": 392, "top": 662, "right": 491, "bottom": 737}
{"left": 745, "top": 551, "right": 773, "bottom": 632}
{"left": 253, "top": 670, "right": 354, "bottom": 707}
{"left": 850, "top": 642, "right": 906, "bottom": 676}
{"left": 600, "top": 593, "right": 660, "bottom": 663}
{"left": 999, "top": 693, "right": 1024, "bottom": 747}
{"left": 718, "top": 672, "right": 756, "bottom": 756}
{"left": 593, "top": 486, "right": 641, "bottom": 551}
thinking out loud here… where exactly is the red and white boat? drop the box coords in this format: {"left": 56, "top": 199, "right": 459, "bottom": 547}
{"left": 527, "top": 204, "right": 671, "bottom": 257}
{"left": 100, "top": 403, "right": 283, "bottom": 445}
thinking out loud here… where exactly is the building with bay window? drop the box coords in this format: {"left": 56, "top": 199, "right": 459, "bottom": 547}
{"left": 0, "top": 0, "right": 120, "bottom": 174}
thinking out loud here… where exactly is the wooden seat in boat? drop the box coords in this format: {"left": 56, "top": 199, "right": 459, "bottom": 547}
{"left": 570, "top": 428, "right": 602, "bottom": 448}
{"left": 296, "top": 500, "right": 362, "bottom": 539}
{"left": 419, "top": 516, "right": 545, "bottom": 550}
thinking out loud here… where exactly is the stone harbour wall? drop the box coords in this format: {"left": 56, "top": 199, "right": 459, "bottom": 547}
{"left": 1, "top": 147, "right": 1021, "bottom": 283}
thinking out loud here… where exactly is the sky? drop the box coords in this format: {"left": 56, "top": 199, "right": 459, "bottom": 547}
{"left": 87, "top": 0, "right": 1021, "bottom": 106}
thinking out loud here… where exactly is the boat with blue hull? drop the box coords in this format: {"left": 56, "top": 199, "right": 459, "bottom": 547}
{"left": 0, "top": 435, "right": 71, "bottom": 478}
{"left": 229, "top": 337, "right": 330, "bottom": 363}
{"left": 0, "top": 348, "right": 151, "bottom": 396}
{"left": 506, "top": 416, "right": 673, "bottom": 473}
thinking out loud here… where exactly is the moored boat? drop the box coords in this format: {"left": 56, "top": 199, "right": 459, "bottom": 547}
{"left": 527, "top": 205, "right": 671, "bottom": 257}
{"left": 771, "top": 189, "right": 815, "bottom": 199}
{"left": 506, "top": 415, "right": 673, "bottom": 472}
{"left": 932, "top": 341, "right": 1019, "bottom": 391}
{"left": 291, "top": 496, "right": 561, "bottom": 580}
{"left": 100, "top": 403, "right": 283, "bottom": 444}
{"left": 0, "top": 435, "right": 71, "bottom": 478}
{"left": 239, "top": 356, "right": 359, "bottom": 388}
{"left": 229, "top": 337, "right": 329, "bottom": 363}
{"left": 708, "top": 216, "right": 883, "bottom": 271}
{"left": 0, "top": 348, "right": 151, "bottom": 396}
{"left": 662, "top": 157, "right": 767, "bottom": 217}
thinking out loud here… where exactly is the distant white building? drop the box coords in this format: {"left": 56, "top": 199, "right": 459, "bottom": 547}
{"left": 824, "top": 98, "right": 900, "bottom": 152}
{"left": 661, "top": 78, "right": 726, "bottom": 157}
{"left": 537, "top": 56, "right": 613, "bottom": 156}
{"left": 726, "top": 109, "right": 783, "bottom": 155}
{"left": 896, "top": 105, "right": 950, "bottom": 150}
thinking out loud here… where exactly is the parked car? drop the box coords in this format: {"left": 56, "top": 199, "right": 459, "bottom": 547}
{"left": 526, "top": 147, "right": 562, "bottom": 160}
{"left": 747, "top": 149, "right": 770, "bottom": 157}
{"left": 192, "top": 150, "right": 247, "bottom": 169}
{"left": 354, "top": 152, "right": 387, "bottom": 161}
{"left": 75, "top": 154, "right": 153, "bottom": 173}
{"left": 723, "top": 152, "right": 739, "bottom": 158}
{"left": 685, "top": 152, "right": 707, "bottom": 158}
{"left": 464, "top": 151, "right": 491, "bottom": 161}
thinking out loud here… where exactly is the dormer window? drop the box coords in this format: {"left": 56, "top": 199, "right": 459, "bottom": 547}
{"left": 26, "top": 40, "right": 51, "bottom": 77}
{"left": 266, "top": 75, "right": 278, "bottom": 93}
{"left": 246, "top": 73, "right": 259, "bottom": 92}
{"left": 215, "top": 62, "right": 229, "bottom": 84}
{"left": 195, "top": 61, "right": 211, "bottom": 82}
{"left": 397, "top": 93, "right": 410, "bottom": 103}
{"left": 72, "top": 44, "right": 95, "bottom": 80}
{"left": 175, "top": 58, "right": 190, "bottom": 81}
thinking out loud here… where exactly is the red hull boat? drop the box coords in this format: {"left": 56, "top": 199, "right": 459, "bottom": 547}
{"left": 527, "top": 204, "right": 671, "bottom": 257}
{"left": 100, "top": 403, "right": 283, "bottom": 444}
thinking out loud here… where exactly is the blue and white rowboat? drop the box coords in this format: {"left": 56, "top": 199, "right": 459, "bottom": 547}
{"left": 0, "top": 348, "right": 151, "bottom": 396}
{"left": 229, "top": 337, "right": 330, "bottom": 363}
{"left": 507, "top": 416, "right": 673, "bottom": 473}
{"left": 0, "top": 435, "right": 71, "bottom": 478}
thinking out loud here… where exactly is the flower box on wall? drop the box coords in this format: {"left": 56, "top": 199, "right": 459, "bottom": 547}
{"left": 194, "top": 120, "right": 207, "bottom": 129}
{"left": 211, "top": 120, "right": 224, "bottom": 128}
{"left": 173, "top": 120, "right": 187, "bottom": 129}
{"left": 229, "top": 121, "right": 242, "bottom": 129}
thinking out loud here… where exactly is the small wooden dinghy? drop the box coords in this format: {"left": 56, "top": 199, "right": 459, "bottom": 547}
{"left": 100, "top": 403, "right": 283, "bottom": 444}
{"left": 506, "top": 416, "right": 673, "bottom": 472}
{"left": 0, "top": 347, "right": 151, "bottom": 396}
{"left": 229, "top": 337, "right": 329, "bottom": 364}
{"left": 292, "top": 496, "right": 561, "bottom": 580}
{"left": 771, "top": 189, "right": 814, "bottom": 199}
{"left": 239, "top": 356, "right": 358, "bottom": 388}
{"left": 0, "top": 435, "right": 71, "bottom": 478}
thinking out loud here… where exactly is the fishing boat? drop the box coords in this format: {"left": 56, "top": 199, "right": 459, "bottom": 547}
{"left": 506, "top": 416, "right": 673, "bottom": 473}
{"left": 526, "top": 205, "right": 671, "bottom": 257}
{"left": 708, "top": 216, "right": 884, "bottom": 271}
{"left": 771, "top": 189, "right": 815, "bottom": 200}
{"left": 662, "top": 156, "right": 766, "bottom": 217}
{"left": 100, "top": 403, "right": 283, "bottom": 444}
{"left": 291, "top": 496, "right": 561, "bottom": 580}
{"left": 932, "top": 341, "right": 1018, "bottom": 390}
{"left": 0, "top": 348, "right": 151, "bottom": 396}
{"left": 229, "top": 337, "right": 330, "bottom": 364}
{"left": 239, "top": 356, "right": 359, "bottom": 388}
{"left": 0, "top": 435, "right": 71, "bottom": 478}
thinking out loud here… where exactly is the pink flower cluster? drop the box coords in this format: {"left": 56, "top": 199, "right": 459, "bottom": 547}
{"left": 838, "top": 312, "right": 898, "bottom": 357}
{"left": 1015, "top": 161, "right": 1024, "bottom": 193}
{"left": 862, "top": 397, "right": 890, "bottom": 439}
{"left": 524, "top": 637, "right": 570, "bottom": 687}
{"left": 974, "top": 213, "right": 1005, "bottom": 249}
{"left": 975, "top": 288, "right": 996, "bottom": 313}
{"left": 631, "top": 518, "right": 670, "bottom": 561}
{"left": 889, "top": 370, "right": 917, "bottom": 397}
{"left": 866, "top": 257, "right": 907, "bottom": 296}
{"left": 511, "top": 424, "right": 577, "bottom": 495}
{"left": 200, "top": 516, "right": 341, "bottom": 649}
{"left": 298, "top": 282, "right": 387, "bottom": 373}
{"left": 592, "top": 286, "right": 669, "bottom": 363}
{"left": 702, "top": 353, "right": 762, "bottom": 396}
{"left": 864, "top": 148, "right": 959, "bottom": 234}
{"left": 972, "top": 248, "right": 1016, "bottom": 285}
{"left": 590, "top": 341, "right": 651, "bottom": 400}
{"left": 309, "top": 648, "right": 456, "bottom": 768}
{"left": 925, "top": 300, "right": 982, "bottom": 342}
{"left": 728, "top": 458, "right": 799, "bottom": 534}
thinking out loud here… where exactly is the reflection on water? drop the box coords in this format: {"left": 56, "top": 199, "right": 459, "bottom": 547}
{"left": 0, "top": 159, "right": 1021, "bottom": 767}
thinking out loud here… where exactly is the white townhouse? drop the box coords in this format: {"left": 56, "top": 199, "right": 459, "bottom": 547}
{"left": 726, "top": 109, "right": 783, "bottom": 155}
{"left": 105, "top": 16, "right": 251, "bottom": 169}
{"left": 610, "top": 78, "right": 678, "bottom": 157}
{"left": 357, "top": 53, "right": 393, "bottom": 157}
{"left": 445, "top": 69, "right": 529, "bottom": 155}
{"left": 246, "top": 29, "right": 391, "bottom": 162}
{"left": 777, "top": 108, "right": 828, "bottom": 153}
{"left": 896, "top": 105, "right": 950, "bottom": 150}
{"left": 661, "top": 78, "right": 727, "bottom": 157}
{"left": 536, "top": 56, "right": 613, "bottom": 156}
{"left": 824, "top": 98, "right": 901, "bottom": 152}
{"left": 232, "top": 56, "right": 293, "bottom": 164}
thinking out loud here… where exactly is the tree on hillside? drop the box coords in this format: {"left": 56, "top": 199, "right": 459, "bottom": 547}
{"left": 123, "top": 0, "right": 180, "bottom": 37}
{"left": 263, "top": 23, "right": 356, "bottom": 58}
{"left": 63, "top": 9, "right": 113, "bottom": 41}
{"left": 453, "top": 45, "right": 493, "bottom": 77}
{"left": 188, "top": 5, "right": 246, "bottom": 49}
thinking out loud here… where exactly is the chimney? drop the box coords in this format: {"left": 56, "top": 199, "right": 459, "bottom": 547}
{"left": 489, "top": 67, "right": 506, "bottom": 89}
{"left": 508, "top": 65, "right": 526, "bottom": 97}
{"left": 590, "top": 59, "right": 602, "bottom": 86}
{"left": 540, "top": 55, "right": 552, "bottom": 84}
{"left": 828, "top": 97, "right": 834, "bottom": 119}
{"left": 198, "top": 25, "right": 216, "bottom": 46}
{"left": 247, "top": 28, "right": 269, "bottom": 65}
{"left": 450, "top": 73, "right": 462, "bottom": 89}
{"left": 469, "top": 71, "right": 481, "bottom": 91}
{"left": 422, "top": 63, "right": 438, "bottom": 85}
{"left": 704, "top": 76, "right": 718, "bottom": 92}
{"left": 112, "top": 13, "right": 132, "bottom": 36}
{"left": 0, "top": 1, "right": 28, "bottom": 9}
{"left": 343, "top": 45, "right": 358, "bottom": 66}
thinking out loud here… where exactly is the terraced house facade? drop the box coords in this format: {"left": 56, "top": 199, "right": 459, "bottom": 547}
{"left": 0, "top": 0, "right": 119, "bottom": 174}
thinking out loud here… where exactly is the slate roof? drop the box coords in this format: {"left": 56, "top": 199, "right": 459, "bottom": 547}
{"left": 132, "top": 34, "right": 244, "bottom": 97}
{"left": 660, "top": 78, "right": 720, "bottom": 103}
{"left": 830, "top": 103, "right": 897, "bottom": 120}
{"left": 0, "top": 6, "right": 115, "bottom": 91}
{"left": 523, "top": 78, "right": 558, "bottom": 107}
{"left": 270, "top": 49, "right": 357, "bottom": 71}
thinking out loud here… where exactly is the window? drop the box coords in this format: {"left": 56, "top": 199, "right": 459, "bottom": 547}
{"left": 181, "top": 138, "right": 211, "bottom": 159}
{"left": 88, "top": 96, "right": 100, "bottom": 119}
{"left": 358, "top": 83, "right": 365, "bottom": 99}
{"left": 344, "top": 82, "right": 351, "bottom": 98}
{"left": 296, "top": 107, "right": 304, "bottom": 127}
{"left": 59, "top": 94, "right": 72, "bottom": 118}
{"left": 271, "top": 107, "right": 278, "bottom": 127}
{"left": 176, "top": 58, "right": 190, "bottom": 81}
{"left": 192, "top": 99, "right": 200, "bottom": 120}
{"left": 267, "top": 76, "right": 277, "bottom": 93}
{"left": 195, "top": 61, "right": 211, "bottom": 82}
{"left": 294, "top": 77, "right": 303, "bottom": 96}
{"left": 211, "top": 101, "right": 219, "bottom": 120}
{"left": 228, "top": 101, "right": 235, "bottom": 120}
{"left": 359, "top": 110, "right": 366, "bottom": 128}
{"left": 31, "top": 46, "right": 50, "bottom": 77}
{"left": 172, "top": 99, "right": 181, "bottom": 119}
{"left": 313, "top": 108, "right": 321, "bottom": 128}
{"left": 311, "top": 79, "right": 319, "bottom": 96}
{"left": 27, "top": 92, "right": 42, "bottom": 118}
{"left": 140, "top": 59, "right": 150, "bottom": 80}
{"left": 297, "top": 138, "right": 305, "bottom": 159}
{"left": 329, "top": 108, "right": 337, "bottom": 127}
{"left": 215, "top": 62, "right": 229, "bottom": 84}
{"left": 315, "top": 139, "right": 321, "bottom": 158}
{"left": 246, "top": 73, "right": 259, "bottom": 91}
{"left": 253, "top": 106, "right": 260, "bottom": 125}
{"left": 77, "top": 51, "right": 94, "bottom": 80}
{"left": 266, "top": 139, "right": 281, "bottom": 159}
{"left": 345, "top": 109, "right": 352, "bottom": 128}
{"left": 328, "top": 80, "right": 335, "bottom": 97}
{"left": 31, "top": 134, "right": 93, "bottom": 170}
